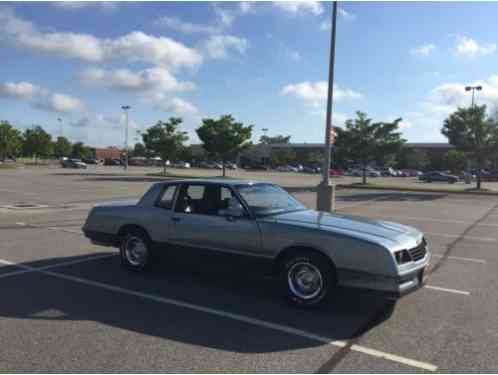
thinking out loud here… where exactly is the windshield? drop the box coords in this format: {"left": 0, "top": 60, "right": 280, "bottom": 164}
{"left": 236, "top": 184, "right": 306, "bottom": 217}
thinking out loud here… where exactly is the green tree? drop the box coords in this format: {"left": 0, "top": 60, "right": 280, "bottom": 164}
{"left": 304, "top": 150, "right": 323, "bottom": 166}
{"left": 132, "top": 143, "right": 147, "bottom": 157}
{"left": 196, "top": 115, "right": 253, "bottom": 177}
{"left": 442, "top": 105, "right": 498, "bottom": 189}
{"left": 0, "top": 121, "right": 22, "bottom": 160}
{"left": 142, "top": 118, "right": 189, "bottom": 174}
{"left": 22, "top": 126, "right": 53, "bottom": 163}
{"left": 271, "top": 148, "right": 297, "bottom": 166}
{"left": 53, "top": 136, "right": 72, "bottom": 159}
{"left": 177, "top": 146, "right": 193, "bottom": 162}
{"left": 338, "top": 112, "right": 406, "bottom": 184}
{"left": 397, "top": 149, "right": 430, "bottom": 170}
{"left": 444, "top": 149, "right": 467, "bottom": 173}
{"left": 260, "top": 134, "right": 291, "bottom": 144}
{"left": 71, "top": 142, "right": 92, "bottom": 159}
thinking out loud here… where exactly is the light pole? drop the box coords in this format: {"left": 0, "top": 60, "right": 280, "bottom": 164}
{"left": 465, "top": 85, "right": 483, "bottom": 188}
{"left": 317, "top": 1, "right": 338, "bottom": 212}
{"left": 121, "top": 105, "right": 131, "bottom": 171}
{"left": 58, "top": 117, "right": 63, "bottom": 138}
{"left": 465, "top": 85, "right": 482, "bottom": 108}
{"left": 262, "top": 128, "right": 268, "bottom": 138}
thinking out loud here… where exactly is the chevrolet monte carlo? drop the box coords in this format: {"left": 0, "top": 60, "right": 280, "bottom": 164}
{"left": 83, "top": 179, "right": 430, "bottom": 307}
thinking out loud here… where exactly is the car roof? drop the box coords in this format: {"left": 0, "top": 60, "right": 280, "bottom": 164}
{"left": 156, "top": 178, "right": 271, "bottom": 187}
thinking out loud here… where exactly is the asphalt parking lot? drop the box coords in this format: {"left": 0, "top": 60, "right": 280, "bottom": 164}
{"left": 1, "top": 167, "right": 498, "bottom": 372}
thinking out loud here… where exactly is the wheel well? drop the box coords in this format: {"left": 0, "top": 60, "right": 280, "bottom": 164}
{"left": 272, "top": 246, "right": 336, "bottom": 276}
{"left": 117, "top": 224, "right": 150, "bottom": 240}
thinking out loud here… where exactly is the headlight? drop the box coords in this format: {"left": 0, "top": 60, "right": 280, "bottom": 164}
{"left": 394, "top": 249, "right": 412, "bottom": 265}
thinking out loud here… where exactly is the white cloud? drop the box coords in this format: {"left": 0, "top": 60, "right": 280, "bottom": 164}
{"left": 155, "top": 16, "right": 221, "bottom": 34}
{"left": 411, "top": 43, "right": 436, "bottom": 56}
{"left": 281, "top": 81, "right": 363, "bottom": 107}
{"left": 0, "top": 81, "right": 85, "bottom": 113}
{"left": 0, "top": 9, "right": 202, "bottom": 69}
{"left": 80, "top": 67, "right": 195, "bottom": 93}
{"left": 402, "top": 75, "right": 498, "bottom": 142}
{"left": 455, "top": 36, "right": 496, "bottom": 59}
{"left": 0, "top": 81, "right": 38, "bottom": 100}
{"left": 157, "top": 97, "right": 199, "bottom": 116}
{"left": 274, "top": 1, "right": 323, "bottom": 15}
{"left": 289, "top": 50, "right": 301, "bottom": 61}
{"left": 338, "top": 7, "right": 356, "bottom": 21}
{"left": 201, "top": 35, "right": 248, "bottom": 59}
{"left": 426, "top": 78, "right": 498, "bottom": 112}
{"left": 51, "top": 2, "right": 118, "bottom": 11}
{"left": 239, "top": 2, "right": 253, "bottom": 14}
{"left": 320, "top": 7, "right": 356, "bottom": 30}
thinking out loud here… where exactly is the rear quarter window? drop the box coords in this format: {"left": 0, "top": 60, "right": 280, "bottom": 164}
{"left": 155, "top": 185, "right": 177, "bottom": 210}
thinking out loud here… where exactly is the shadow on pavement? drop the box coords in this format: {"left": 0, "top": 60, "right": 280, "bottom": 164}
{"left": 0, "top": 251, "right": 395, "bottom": 354}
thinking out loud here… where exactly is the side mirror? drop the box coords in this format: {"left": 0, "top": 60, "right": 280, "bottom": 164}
{"left": 219, "top": 198, "right": 244, "bottom": 219}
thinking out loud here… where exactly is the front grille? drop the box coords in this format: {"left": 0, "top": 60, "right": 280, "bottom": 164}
{"left": 408, "top": 239, "right": 427, "bottom": 261}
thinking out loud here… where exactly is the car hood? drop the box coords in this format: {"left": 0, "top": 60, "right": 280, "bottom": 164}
{"left": 268, "top": 209, "right": 422, "bottom": 249}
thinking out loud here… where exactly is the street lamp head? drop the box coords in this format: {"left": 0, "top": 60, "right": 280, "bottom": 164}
{"left": 121, "top": 105, "right": 131, "bottom": 110}
{"left": 465, "top": 86, "right": 472, "bottom": 91}
{"left": 476, "top": 86, "right": 483, "bottom": 91}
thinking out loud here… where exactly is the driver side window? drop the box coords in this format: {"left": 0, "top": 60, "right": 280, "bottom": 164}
{"left": 174, "top": 184, "right": 243, "bottom": 217}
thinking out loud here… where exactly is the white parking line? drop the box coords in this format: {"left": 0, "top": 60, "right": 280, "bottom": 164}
{"left": 0, "top": 256, "right": 438, "bottom": 372}
{"left": 424, "top": 285, "right": 470, "bottom": 296}
{"left": 15, "top": 222, "right": 83, "bottom": 235}
{"left": 425, "top": 232, "right": 496, "bottom": 243}
{"left": 0, "top": 253, "right": 116, "bottom": 279}
{"left": 431, "top": 254, "right": 487, "bottom": 264}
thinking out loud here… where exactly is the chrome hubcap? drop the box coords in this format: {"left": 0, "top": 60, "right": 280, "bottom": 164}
{"left": 124, "top": 236, "right": 147, "bottom": 266}
{"left": 288, "top": 262, "right": 323, "bottom": 300}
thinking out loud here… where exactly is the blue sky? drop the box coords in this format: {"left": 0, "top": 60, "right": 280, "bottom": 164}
{"left": 1, "top": 1, "right": 498, "bottom": 148}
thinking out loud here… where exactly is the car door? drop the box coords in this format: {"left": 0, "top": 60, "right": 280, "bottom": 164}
{"left": 145, "top": 183, "right": 179, "bottom": 244}
{"left": 169, "top": 183, "right": 262, "bottom": 257}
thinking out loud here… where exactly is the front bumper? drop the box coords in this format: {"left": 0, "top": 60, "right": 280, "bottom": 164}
{"left": 337, "top": 251, "right": 431, "bottom": 300}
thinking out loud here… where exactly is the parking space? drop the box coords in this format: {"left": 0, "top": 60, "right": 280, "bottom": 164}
{"left": 1, "top": 169, "right": 498, "bottom": 371}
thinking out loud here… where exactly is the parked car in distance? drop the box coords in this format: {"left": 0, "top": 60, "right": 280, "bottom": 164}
{"left": 419, "top": 171, "right": 458, "bottom": 184}
{"left": 172, "top": 161, "right": 191, "bottom": 169}
{"left": 243, "top": 164, "right": 270, "bottom": 171}
{"left": 367, "top": 168, "right": 381, "bottom": 177}
{"left": 225, "top": 162, "right": 237, "bottom": 170}
{"left": 329, "top": 168, "right": 344, "bottom": 177}
{"left": 104, "top": 158, "right": 122, "bottom": 166}
{"left": 83, "top": 179, "right": 430, "bottom": 308}
{"left": 61, "top": 158, "right": 87, "bottom": 169}
{"left": 380, "top": 167, "right": 396, "bottom": 177}
{"left": 302, "top": 166, "right": 320, "bottom": 173}
{"left": 82, "top": 158, "right": 98, "bottom": 165}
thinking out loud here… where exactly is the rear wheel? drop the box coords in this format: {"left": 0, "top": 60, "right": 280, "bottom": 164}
{"left": 120, "top": 229, "right": 152, "bottom": 271}
{"left": 281, "top": 252, "right": 336, "bottom": 308}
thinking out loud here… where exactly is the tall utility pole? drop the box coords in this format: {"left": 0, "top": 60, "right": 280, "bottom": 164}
{"left": 317, "top": 1, "right": 338, "bottom": 212}
{"left": 465, "top": 85, "right": 482, "bottom": 108}
{"left": 465, "top": 85, "right": 483, "bottom": 188}
{"left": 121, "top": 105, "right": 131, "bottom": 171}
{"left": 58, "top": 117, "right": 63, "bottom": 138}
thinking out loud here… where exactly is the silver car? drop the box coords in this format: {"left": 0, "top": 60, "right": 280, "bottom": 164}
{"left": 83, "top": 179, "right": 430, "bottom": 307}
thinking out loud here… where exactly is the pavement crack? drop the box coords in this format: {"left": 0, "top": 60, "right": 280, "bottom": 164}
{"left": 427, "top": 202, "right": 498, "bottom": 276}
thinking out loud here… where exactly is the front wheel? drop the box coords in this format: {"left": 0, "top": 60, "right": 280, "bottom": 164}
{"left": 120, "top": 229, "right": 152, "bottom": 271}
{"left": 281, "top": 253, "right": 336, "bottom": 308}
